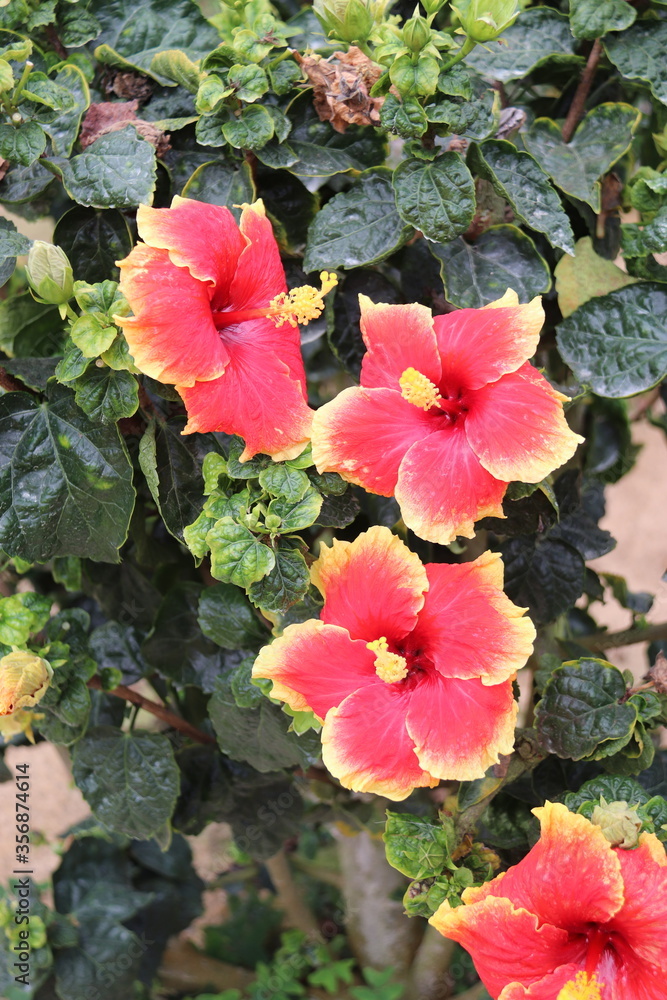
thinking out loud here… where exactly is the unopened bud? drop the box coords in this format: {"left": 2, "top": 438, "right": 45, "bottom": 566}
{"left": 0, "top": 651, "right": 53, "bottom": 716}
{"left": 403, "top": 14, "right": 431, "bottom": 53}
{"left": 452, "top": 0, "right": 520, "bottom": 43}
{"left": 25, "top": 241, "right": 74, "bottom": 306}
{"left": 591, "top": 797, "right": 642, "bottom": 850}
{"left": 313, "top": 0, "right": 374, "bottom": 42}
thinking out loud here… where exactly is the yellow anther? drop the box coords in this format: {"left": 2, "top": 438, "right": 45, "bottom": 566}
{"left": 399, "top": 367, "right": 440, "bottom": 410}
{"left": 367, "top": 636, "right": 408, "bottom": 684}
{"left": 557, "top": 972, "right": 604, "bottom": 1000}
{"left": 269, "top": 271, "right": 338, "bottom": 327}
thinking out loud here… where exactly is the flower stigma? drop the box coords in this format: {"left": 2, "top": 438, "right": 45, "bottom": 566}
{"left": 399, "top": 367, "right": 440, "bottom": 410}
{"left": 557, "top": 971, "right": 604, "bottom": 1000}
{"left": 367, "top": 636, "right": 409, "bottom": 683}
{"left": 270, "top": 271, "right": 338, "bottom": 326}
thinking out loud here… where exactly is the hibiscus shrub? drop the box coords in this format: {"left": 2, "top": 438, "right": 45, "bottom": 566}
{"left": 0, "top": 0, "right": 667, "bottom": 997}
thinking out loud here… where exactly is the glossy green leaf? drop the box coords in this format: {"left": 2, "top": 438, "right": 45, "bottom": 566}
{"left": 0, "top": 121, "right": 46, "bottom": 166}
{"left": 468, "top": 139, "right": 575, "bottom": 254}
{"left": 248, "top": 544, "right": 310, "bottom": 614}
{"left": 380, "top": 96, "right": 428, "bottom": 139}
{"left": 209, "top": 673, "right": 319, "bottom": 772}
{"left": 227, "top": 63, "right": 268, "bottom": 102}
{"left": 150, "top": 49, "right": 203, "bottom": 92}
{"left": 523, "top": 104, "right": 640, "bottom": 213}
{"left": 501, "top": 534, "right": 584, "bottom": 624}
{"left": 222, "top": 105, "right": 275, "bottom": 150}
{"left": 467, "top": 7, "right": 582, "bottom": 83}
{"left": 384, "top": 812, "right": 455, "bottom": 879}
{"left": 207, "top": 518, "right": 275, "bottom": 587}
{"left": 72, "top": 726, "right": 180, "bottom": 839}
{"left": 393, "top": 153, "right": 475, "bottom": 243}
{"left": 266, "top": 487, "right": 322, "bottom": 532}
{"left": 557, "top": 284, "right": 667, "bottom": 397}
{"left": 181, "top": 160, "right": 255, "bottom": 220}
{"left": 431, "top": 225, "right": 551, "bottom": 308}
{"left": 0, "top": 160, "right": 54, "bottom": 204}
{"left": 303, "top": 169, "right": 412, "bottom": 271}
{"left": 605, "top": 21, "right": 667, "bottom": 106}
{"left": 0, "top": 216, "right": 31, "bottom": 288}
{"left": 0, "top": 383, "right": 135, "bottom": 563}
{"left": 569, "top": 0, "right": 636, "bottom": 40}
{"left": 424, "top": 89, "right": 500, "bottom": 141}
{"left": 42, "top": 63, "right": 90, "bottom": 157}
{"left": 0, "top": 292, "right": 63, "bottom": 357}
{"left": 281, "top": 92, "right": 386, "bottom": 179}
{"left": 198, "top": 583, "right": 267, "bottom": 650}
{"left": 53, "top": 207, "right": 132, "bottom": 284}
{"left": 258, "top": 464, "right": 310, "bottom": 502}
{"left": 70, "top": 314, "right": 117, "bottom": 357}
{"left": 536, "top": 658, "right": 637, "bottom": 760}
{"left": 93, "top": 0, "right": 220, "bottom": 85}
{"left": 71, "top": 365, "right": 139, "bottom": 424}
{"left": 56, "top": 126, "right": 157, "bottom": 209}
{"left": 58, "top": 5, "right": 102, "bottom": 47}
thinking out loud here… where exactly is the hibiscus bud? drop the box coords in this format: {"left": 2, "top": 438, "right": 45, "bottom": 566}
{"left": 0, "top": 651, "right": 53, "bottom": 717}
{"left": 0, "top": 708, "right": 43, "bottom": 744}
{"left": 313, "top": 0, "right": 374, "bottom": 43}
{"left": 25, "top": 241, "right": 74, "bottom": 308}
{"left": 451, "top": 0, "right": 520, "bottom": 43}
{"left": 402, "top": 13, "right": 432, "bottom": 53}
{"left": 590, "top": 797, "right": 642, "bottom": 849}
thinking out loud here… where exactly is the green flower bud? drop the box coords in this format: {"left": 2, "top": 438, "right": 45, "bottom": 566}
{"left": 313, "top": 0, "right": 376, "bottom": 43}
{"left": 402, "top": 14, "right": 432, "bottom": 54}
{"left": 452, "top": 0, "right": 520, "bottom": 43}
{"left": 265, "top": 513, "right": 282, "bottom": 531}
{"left": 591, "top": 797, "right": 642, "bottom": 850}
{"left": 25, "top": 241, "right": 74, "bottom": 307}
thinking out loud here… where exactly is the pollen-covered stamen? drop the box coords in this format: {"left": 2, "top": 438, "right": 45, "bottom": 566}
{"left": 269, "top": 271, "right": 338, "bottom": 327}
{"left": 557, "top": 971, "right": 604, "bottom": 1000}
{"left": 367, "top": 636, "right": 409, "bottom": 683}
{"left": 399, "top": 367, "right": 440, "bottom": 410}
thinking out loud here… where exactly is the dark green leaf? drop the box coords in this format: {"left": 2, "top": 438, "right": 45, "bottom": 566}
{"left": 222, "top": 105, "right": 275, "bottom": 150}
{"left": 142, "top": 582, "right": 235, "bottom": 692}
{"left": 207, "top": 519, "right": 275, "bottom": 587}
{"left": 57, "top": 126, "right": 157, "bottom": 209}
{"left": 72, "top": 726, "right": 180, "bottom": 839}
{"left": 431, "top": 225, "right": 551, "bottom": 308}
{"left": 557, "top": 283, "right": 667, "bottom": 397}
{"left": 138, "top": 417, "right": 217, "bottom": 542}
{"left": 181, "top": 159, "right": 255, "bottom": 219}
{"left": 58, "top": 5, "right": 102, "bottom": 47}
{"left": 43, "top": 63, "right": 90, "bottom": 157}
{"left": 89, "top": 621, "right": 148, "bottom": 686}
{"left": 54, "top": 206, "right": 132, "bottom": 284}
{"left": 0, "top": 215, "right": 31, "bottom": 287}
{"left": 327, "top": 269, "right": 401, "bottom": 378}
{"left": 380, "top": 96, "right": 428, "bottom": 139}
{"left": 93, "top": 0, "right": 220, "bottom": 84}
{"left": 0, "top": 121, "right": 46, "bottom": 166}
{"left": 248, "top": 545, "right": 310, "bottom": 614}
{"left": 468, "top": 140, "right": 575, "bottom": 255}
{"left": 569, "top": 0, "right": 636, "bottom": 40}
{"left": 2, "top": 357, "right": 58, "bottom": 390}
{"left": 209, "top": 673, "right": 319, "bottom": 772}
{"left": 605, "top": 21, "right": 667, "bottom": 107}
{"left": 424, "top": 89, "right": 499, "bottom": 141}
{"left": 536, "top": 658, "right": 637, "bottom": 760}
{"left": 303, "top": 168, "right": 412, "bottom": 271}
{"left": 0, "top": 382, "right": 135, "bottom": 563}
{"left": 315, "top": 490, "right": 360, "bottom": 528}
{"left": 198, "top": 582, "right": 267, "bottom": 649}
{"left": 523, "top": 104, "right": 640, "bottom": 213}
{"left": 0, "top": 159, "right": 54, "bottom": 204}
{"left": 282, "top": 91, "right": 386, "bottom": 179}
{"left": 550, "top": 475, "right": 615, "bottom": 561}
{"left": 467, "top": 7, "right": 582, "bottom": 83}
{"left": 501, "top": 535, "right": 585, "bottom": 624}
{"left": 393, "top": 152, "right": 475, "bottom": 243}
{"left": 0, "top": 292, "right": 64, "bottom": 357}
{"left": 72, "top": 365, "right": 139, "bottom": 423}
{"left": 258, "top": 463, "right": 310, "bottom": 502}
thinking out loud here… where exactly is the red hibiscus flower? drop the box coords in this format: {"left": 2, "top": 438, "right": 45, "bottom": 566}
{"left": 117, "top": 196, "right": 335, "bottom": 461}
{"left": 252, "top": 526, "right": 535, "bottom": 800}
{"left": 431, "top": 802, "right": 667, "bottom": 999}
{"left": 311, "top": 291, "right": 583, "bottom": 543}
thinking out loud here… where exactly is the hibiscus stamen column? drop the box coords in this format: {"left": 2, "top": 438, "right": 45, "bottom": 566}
{"left": 558, "top": 970, "right": 604, "bottom": 1000}
{"left": 367, "top": 637, "right": 409, "bottom": 683}
{"left": 211, "top": 271, "right": 338, "bottom": 329}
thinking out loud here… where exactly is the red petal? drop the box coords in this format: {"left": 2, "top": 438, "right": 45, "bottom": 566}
{"left": 465, "top": 363, "right": 583, "bottom": 483}
{"left": 358, "top": 297, "right": 441, "bottom": 390}
{"left": 395, "top": 422, "right": 507, "bottom": 544}
{"left": 178, "top": 318, "right": 311, "bottom": 461}
{"left": 117, "top": 243, "right": 229, "bottom": 386}
{"left": 430, "top": 897, "right": 582, "bottom": 999}
{"left": 312, "top": 525, "right": 428, "bottom": 643}
{"left": 321, "top": 681, "right": 437, "bottom": 800}
{"left": 135, "top": 196, "right": 245, "bottom": 291}
{"left": 434, "top": 292, "right": 544, "bottom": 392}
{"left": 498, "top": 965, "right": 586, "bottom": 1000}
{"left": 405, "top": 669, "right": 517, "bottom": 780}
{"left": 227, "top": 201, "right": 288, "bottom": 310}
{"left": 607, "top": 834, "right": 667, "bottom": 967}
{"left": 466, "top": 803, "right": 625, "bottom": 930}
{"left": 408, "top": 553, "right": 535, "bottom": 685}
{"left": 501, "top": 958, "right": 666, "bottom": 1000}
{"left": 311, "top": 387, "right": 435, "bottom": 496}
{"left": 252, "top": 620, "right": 380, "bottom": 720}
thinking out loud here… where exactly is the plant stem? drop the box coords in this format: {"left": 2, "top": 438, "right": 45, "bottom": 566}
{"left": 0, "top": 368, "right": 37, "bottom": 395}
{"left": 561, "top": 39, "right": 603, "bottom": 143}
{"left": 11, "top": 60, "right": 34, "bottom": 110}
{"left": 264, "top": 848, "right": 321, "bottom": 936}
{"left": 440, "top": 36, "right": 476, "bottom": 74}
{"left": 575, "top": 620, "right": 667, "bottom": 653}
{"left": 87, "top": 675, "right": 217, "bottom": 745}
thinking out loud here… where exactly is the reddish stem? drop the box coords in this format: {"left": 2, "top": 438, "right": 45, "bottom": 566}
{"left": 87, "top": 675, "right": 217, "bottom": 745}
{"left": 562, "top": 39, "right": 603, "bottom": 143}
